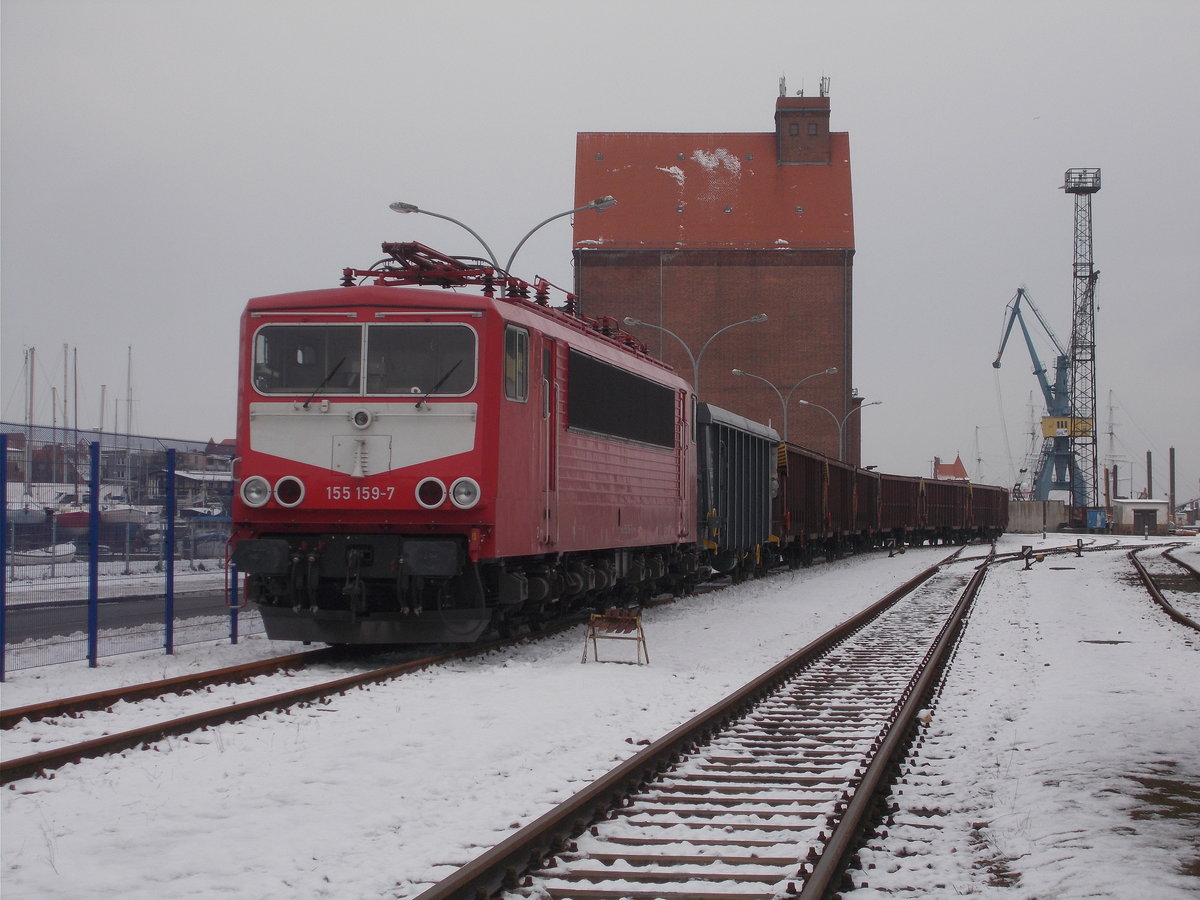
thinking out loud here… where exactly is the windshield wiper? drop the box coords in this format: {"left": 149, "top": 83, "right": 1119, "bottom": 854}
{"left": 416, "top": 360, "right": 463, "bottom": 409}
{"left": 303, "top": 356, "right": 346, "bottom": 408}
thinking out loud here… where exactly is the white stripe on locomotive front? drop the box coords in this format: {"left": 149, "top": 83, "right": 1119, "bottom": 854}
{"left": 247, "top": 401, "right": 477, "bottom": 476}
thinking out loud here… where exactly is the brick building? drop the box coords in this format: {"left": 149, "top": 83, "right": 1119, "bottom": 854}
{"left": 572, "top": 89, "right": 860, "bottom": 462}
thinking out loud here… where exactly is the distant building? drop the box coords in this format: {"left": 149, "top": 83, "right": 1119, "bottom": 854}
{"left": 933, "top": 454, "right": 970, "bottom": 481}
{"left": 2, "top": 422, "right": 235, "bottom": 511}
{"left": 1111, "top": 498, "right": 1171, "bottom": 536}
{"left": 572, "top": 86, "right": 858, "bottom": 461}
{"left": 205, "top": 438, "right": 236, "bottom": 460}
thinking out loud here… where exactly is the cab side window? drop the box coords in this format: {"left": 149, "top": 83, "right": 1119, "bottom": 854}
{"left": 504, "top": 326, "right": 529, "bottom": 402}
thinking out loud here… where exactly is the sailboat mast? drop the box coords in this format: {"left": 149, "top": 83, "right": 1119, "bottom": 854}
{"left": 63, "top": 343, "right": 69, "bottom": 435}
{"left": 125, "top": 345, "right": 133, "bottom": 436}
{"left": 25, "top": 347, "right": 35, "bottom": 493}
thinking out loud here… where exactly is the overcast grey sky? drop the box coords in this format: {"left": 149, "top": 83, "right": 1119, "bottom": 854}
{"left": 3, "top": 0, "right": 1198, "bottom": 502}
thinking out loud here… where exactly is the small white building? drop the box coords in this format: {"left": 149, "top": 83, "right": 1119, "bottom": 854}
{"left": 1111, "top": 498, "right": 1171, "bottom": 535}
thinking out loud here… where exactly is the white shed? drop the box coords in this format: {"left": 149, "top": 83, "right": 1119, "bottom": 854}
{"left": 1111, "top": 498, "right": 1171, "bottom": 535}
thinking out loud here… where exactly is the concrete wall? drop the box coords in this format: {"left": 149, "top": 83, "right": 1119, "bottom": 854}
{"left": 1007, "top": 500, "right": 1068, "bottom": 533}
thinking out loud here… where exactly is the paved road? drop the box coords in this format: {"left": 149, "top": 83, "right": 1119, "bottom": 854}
{"left": 4, "top": 591, "right": 248, "bottom": 642}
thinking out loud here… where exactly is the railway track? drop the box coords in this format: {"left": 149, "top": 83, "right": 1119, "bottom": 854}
{"left": 1130, "top": 546, "right": 1200, "bottom": 630}
{"left": 411, "top": 548, "right": 989, "bottom": 900}
{"left": 0, "top": 646, "right": 343, "bottom": 729}
{"left": 0, "top": 633, "right": 566, "bottom": 785}
{"left": 0, "top": 562, "right": 834, "bottom": 785}
{"left": 0, "top": 540, "right": 1125, "bottom": 790}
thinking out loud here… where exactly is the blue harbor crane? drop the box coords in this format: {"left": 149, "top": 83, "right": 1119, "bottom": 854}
{"left": 992, "top": 288, "right": 1086, "bottom": 505}
{"left": 994, "top": 168, "right": 1102, "bottom": 523}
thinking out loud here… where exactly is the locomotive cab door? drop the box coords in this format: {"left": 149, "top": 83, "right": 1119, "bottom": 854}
{"left": 541, "top": 340, "right": 559, "bottom": 546}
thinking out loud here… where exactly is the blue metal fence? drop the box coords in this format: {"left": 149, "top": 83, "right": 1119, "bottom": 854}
{"left": 2, "top": 426, "right": 260, "bottom": 677}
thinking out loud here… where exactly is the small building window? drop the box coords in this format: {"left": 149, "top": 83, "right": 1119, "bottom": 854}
{"left": 808, "top": 123, "right": 819, "bottom": 136}
{"left": 504, "top": 326, "right": 529, "bottom": 402}
{"left": 789, "top": 123, "right": 799, "bottom": 136}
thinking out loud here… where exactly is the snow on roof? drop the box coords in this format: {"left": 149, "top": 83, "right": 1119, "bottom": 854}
{"left": 173, "top": 470, "right": 233, "bottom": 483}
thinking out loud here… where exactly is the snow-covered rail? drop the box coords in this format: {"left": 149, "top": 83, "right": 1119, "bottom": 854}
{"left": 1130, "top": 547, "right": 1200, "bottom": 630}
{"left": 0, "top": 647, "right": 337, "bottom": 729}
{"left": 0, "top": 640, "right": 528, "bottom": 784}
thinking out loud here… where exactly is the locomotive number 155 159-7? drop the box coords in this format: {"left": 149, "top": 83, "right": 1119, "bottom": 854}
{"left": 326, "top": 486, "right": 396, "bottom": 501}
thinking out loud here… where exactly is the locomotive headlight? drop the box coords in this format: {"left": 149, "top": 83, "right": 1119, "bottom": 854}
{"left": 449, "top": 477, "right": 481, "bottom": 509}
{"left": 350, "top": 408, "right": 372, "bottom": 429}
{"left": 415, "top": 477, "right": 447, "bottom": 509}
{"left": 274, "top": 476, "right": 306, "bottom": 508}
{"left": 241, "top": 475, "right": 272, "bottom": 508}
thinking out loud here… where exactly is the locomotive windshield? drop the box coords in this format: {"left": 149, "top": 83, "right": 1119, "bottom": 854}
{"left": 253, "top": 323, "right": 476, "bottom": 397}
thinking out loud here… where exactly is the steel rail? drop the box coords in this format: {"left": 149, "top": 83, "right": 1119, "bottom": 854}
{"left": 1129, "top": 548, "right": 1200, "bottom": 631}
{"left": 410, "top": 549, "right": 962, "bottom": 900}
{"left": 1, "top": 647, "right": 342, "bottom": 729}
{"left": 1164, "top": 546, "right": 1200, "bottom": 579}
{"left": 1, "top": 651, "right": 456, "bottom": 785}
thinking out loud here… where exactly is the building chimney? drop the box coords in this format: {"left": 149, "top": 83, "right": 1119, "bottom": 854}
{"left": 775, "top": 95, "right": 832, "bottom": 165}
{"left": 1169, "top": 446, "right": 1176, "bottom": 523}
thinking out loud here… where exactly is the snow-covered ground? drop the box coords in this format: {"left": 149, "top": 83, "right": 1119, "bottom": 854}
{"left": 2, "top": 534, "right": 1197, "bottom": 899}
{"left": 843, "top": 536, "right": 1200, "bottom": 899}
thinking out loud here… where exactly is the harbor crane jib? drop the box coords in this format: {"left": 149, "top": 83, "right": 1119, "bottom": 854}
{"left": 993, "top": 287, "right": 1085, "bottom": 504}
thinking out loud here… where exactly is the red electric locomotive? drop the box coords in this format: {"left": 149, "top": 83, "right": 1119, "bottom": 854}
{"left": 233, "top": 244, "right": 698, "bottom": 643}
{"left": 233, "top": 242, "right": 1006, "bottom": 645}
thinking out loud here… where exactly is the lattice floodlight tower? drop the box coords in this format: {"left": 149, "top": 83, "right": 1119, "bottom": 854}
{"left": 1063, "top": 167, "right": 1101, "bottom": 514}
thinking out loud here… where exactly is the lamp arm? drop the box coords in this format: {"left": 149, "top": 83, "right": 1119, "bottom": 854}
{"left": 417, "top": 209, "right": 500, "bottom": 270}
{"left": 504, "top": 206, "right": 587, "bottom": 275}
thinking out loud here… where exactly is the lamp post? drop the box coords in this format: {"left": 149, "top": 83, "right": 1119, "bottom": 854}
{"left": 389, "top": 196, "right": 616, "bottom": 276}
{"left": 796, "top": 399, "right": 882, "bottom": 462}
{"left": 505, "top": 196, "right": 615, "bottom": 274}
{"left": 623, "top": 314, "right": 768, "bottom": 395}
{"left": 730, "top": 367, "right": 837, "bottom": 443}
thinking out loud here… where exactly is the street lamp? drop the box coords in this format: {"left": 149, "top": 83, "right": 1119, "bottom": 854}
{"left": 504, "top": 196, "right": 615, "bottom": 274}
{"left": 730, "top": 367, "right": 837, "bottom": 442}
{"left": 389, "top": 196, "right": 617, "bottom": 276}
{"left": 796, "top": 399, "right": 882, "bottom": 462}
{"left": 623, "top": 314, "right": 768, "bottom": 395}
{"left": 389, "top": 201, "right": 500, "bottom": 269}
